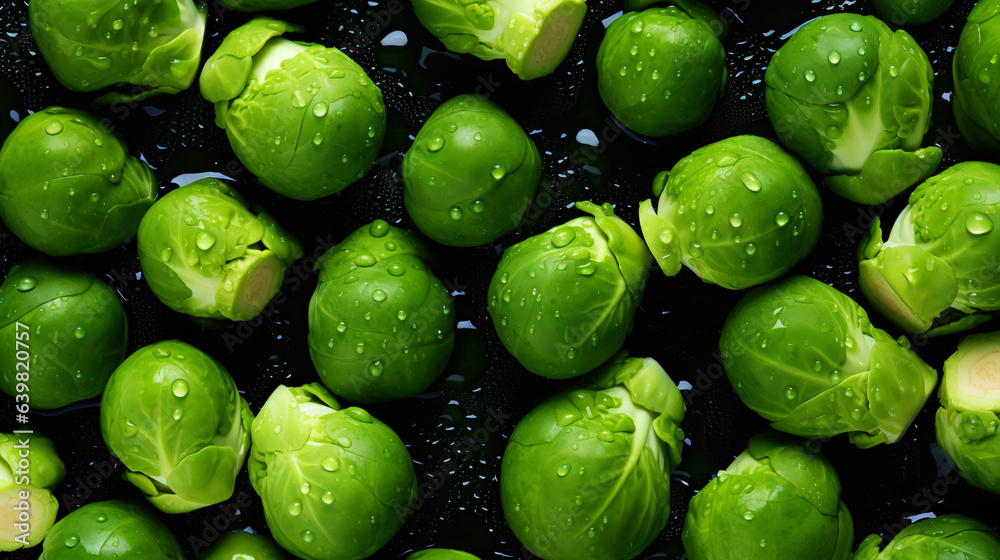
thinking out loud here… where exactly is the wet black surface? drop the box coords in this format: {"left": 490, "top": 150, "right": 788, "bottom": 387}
{"left": 1, "top": 0, "right": 999, "bottom": 558}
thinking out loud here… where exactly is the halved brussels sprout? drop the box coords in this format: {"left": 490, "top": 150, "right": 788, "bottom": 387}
{"left": 201, "top": 18, "right": 385, "bottom": 200}
{"left": 0, "top": 432, "right": 64, "bottom": 551}
{"left": 721, "top": 275, "right": 938, "bottom": 448}
{"left": 137, "top": 178, "right": 303, "bottom": 321}
{"left": 101, "top": 340, "right": 253, "bottom": 513}
{"left": 501, "top": 355, "right": 685, "bottom": 560}
{"left": 488, "top": 201, "right": 651, "bottom": 379}
{"left": 0, "top": 107, "right": 156, "bottom": 256}
{"left": 308, "top": 220, "right": 455, "bottom": 403}
{"left": 248, "top": 384, "right": 417, "bottom": 560}
{"left": 0, "top": 261, "right": 128, "bottom": 409}
{"left": 935, "top": 331, "right": 1000, "bottom": 493}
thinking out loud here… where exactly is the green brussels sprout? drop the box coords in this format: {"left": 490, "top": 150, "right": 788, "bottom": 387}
{"left": 638, "top": 135, "right": 823, "bottom": 290}
{"left": 682, "top": 433, "right": 854, "bottom": 560}
{"left": 100, "top": 340, "right": 253, "bottom": 513}
{"left": 137, "top": 178, "right": 303, "bottom": 322}
{"left": 248, "top": 384, "right": 417, "bottom": 560}
{"left": 858, "top": 162, "right": 1000, "bottom": 335}
{"left": 721, "top": 275, "right": 938, "bottom": 448}
{"left": 411, "top": 0, "right": 586, "bottom": 80}
{"left": 29, "top": 0, "right": 205, "bottom": 101}
{"left": 38, "top": 500, "right": 184, "bottom": 559}
{"left": 402, "top": 94, "right": 541, "bottom": 247}
{"left": 488, "top": 201, "right": 651, "bottom": 379}
{"left": 934, "top": 331, "right": 1000, "bottom": 493}
{"left": 501, "top": 354, "right": 686, "bottom": 560}
{"left": 0, "top": 432, "right": 63, "bottom": 551}
{"left": 954, "top": 1, "right": 1000, "bottom": 151}
{"left": 0, "top": 261, "right": 128, "bottom": 409}
{"left": 200, "top": 18, "right": 386, "bottom": 200}
{"left": 873, "top": 0, "right": 954, "bottom": 25}
{"left": 308, "top": 220, "right": 454, "bottom": 403}
{"left": 201, "top": 531, "right": 292, "bottom": 559}
{"left": 765, "top": 13, "right": 942, "bottom": 204}
{"left": 596, "top": 5, "right": 726, "bottom": 137}
{"left": 855, "top": 514, "right": 1000, "bottom": 559}
{"left": 0, "top": 107, "right": 157, "bottom": 256}
{"left": 406, "top": 550, "right": 481, "bottom": 560}
{"left": 216, "top": 0, "right": 317, "bottom": 12}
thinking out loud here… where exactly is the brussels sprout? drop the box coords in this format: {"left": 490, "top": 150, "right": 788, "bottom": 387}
{"left": 200, "top": 18, "right": 386, "bottom": 200}
{"left": 137, "top": 178, "right": 303, "bottom": 322}
{"left": 0, "top": 432, "right": 63, "bottom": 551}
{"left": 402, "top": 94, "right": 541, "bottom": 247}
{"left": 682, "top": 433, "right": 854, "bottom": 560}
{"left": 411, "top": 0, "right": 586, "bottom": 80}
{"left": 858, "top": 162, "right": 1000, "bottom": 335}
{"left": 873, "top": 0, "right": 954, "bottom": 25}
{"left": 721, "top": 275, "right": 938, "bottom": 448}
{"left": 216, "top": 0, "right": 317, "bottom": 12}
{"left": 100, "top": 340, "right": 253, "bottom": 513}
{"left": 488, "top": 201, "right": 651, "bottom": 379}
{"left": 406, "top": 550, "right": 481, "bottom": 560}
{"left": 248, "top": 384, "right": 417, "bottom": 560}
{"left": 596, "top": 5, "right": 726, "bottom": 137}
{"left": 501, "top": 355, "right": 686, "bottom": 560}
{"left": 0, "top": 107, "right": 157, "bottom": 256}
{"left": 934, "top": 331, "right": 1000, "bottom": 493}
{"left": 308, "top": 220, "right": 454, "bottom": 403}
{"left": 201, "top": 531, "right": 292, "bottom": 559}
{"left": 954, "top": 1, "right": 1000, "bottom": 151}
{"left": 29, "top": 0, "right": 205, "bottom": 101}
{"left": 855, "top": 514, "right": 1000, "bottom": 559}
{"left": 638, "top": 135, "right": 823, "bottom": 289}
{"left": 765, "top": 13, "right": 942, "bottom": 204}
{"left": 38, "top": 500, "right": 184, "bottom": 559}
{"left": 0, "top": 261, "right": 128, "bottom": 409}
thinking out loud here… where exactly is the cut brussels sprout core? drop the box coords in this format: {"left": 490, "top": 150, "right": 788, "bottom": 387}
{"left": 0, "top": 487, "right": 58, "bottom": 551}
{"left": 411, "top": 0, "right": 587, "bottom": 80}
{"left": 941, "top": 332, "right": 1000, "bottom": 411}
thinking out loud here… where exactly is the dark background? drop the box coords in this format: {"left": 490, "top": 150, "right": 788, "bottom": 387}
{"left": 1, "top": 0, "right": 998, "bottom": 558}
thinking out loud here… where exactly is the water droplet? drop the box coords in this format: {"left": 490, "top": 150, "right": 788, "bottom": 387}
{"left": 45, "top": 121, "right": 63, "bottom": 135}
{"left": 730, "top": 213, "right": 743, "bottom": 227}
{"left": 556, "top": 464, "right": 571, "bottom": 476}
{"left": 171, "top": 379, "right": 189, "bottom": 398}
{"left": 744, "top": 511, "right": 755, "bottom": 520}
{"left": 471, "top": 200, "right": 485, "bottom": 214}
{"left": 826, "top": 125, "right": 842, "bottom": 139}
{"left": 717, "top": 154, "right": 739, "bottom": 166}
{"left": 337, "top": 436, "right": 353, "bottom": 448}
{"left": 689, "top": 243, "right": 704, "bottom": 258}
{"left": 631, "top": 20, "right": 643, "bottom": 33}
{"left": 785, "top": 386, "right": 798, "bottom": 400}
{"left": 372, "top": 290, "right": 387, "bottom": 302}
{"left": 397, "top": 310, "right": 407, "bottom": 321}
{"left": 195, "top": 232, "right": 216, "bottom": 250}
{"left": 804, "top": 70, "right": 816, "bottom": 82}
{"left": 774, "top": 212, "right": 789, "bottom": 227}
{"left": 354, "top": 254, "right": 376, "bottom": 267}
{"left": 745, "top": 243, "right": 757, "bottom": 256}
{"left": 386, "top": 263, "right": 405, "bottom": 277}
{"left": 300, "top": 482, "right": 311, "bottom": 495}
{"left": 368, "top": 360, "right": 383, "bottom": 377}
{"left": 551, "top": 227, "right": 576, "bottom": 248}
{"left": 301, "top": 530, "right": 315, "bottom": 543}
{"left": 741, "top": 173, "right": 762, "bottom": 192}
{"left": 828, "top": 50, "right": 841, "bottom": 65}
{"left": 449, "top": 206, "right": 463, "bottom": 220}
{"left": 355, "top": 342, "right": 366, "bottom": 354}
{"left": 576, "top": 262, "right": 596, "bottom": 276}
{"left": 850, "top": 21, "right": 863, "bottom": 32}
{"left": 473, "top": 132, "right": 483, "bottom": 141}
{"left": 858, "top": 71, "right": 866, "bottom": 81}
{"left": 427, "top": 137, "right": 445, "bottom": 152}
{"left": 65, "top": 535, "right": 79, "bottom": 548}
{"left": 967, "top": 212, "right": 994, "bottom": 235}
{"left": 16, "top": 277, "right": 37, "bottom": 292}
{"left": 491, "top": 166, "right": 506, "bottom": 180}
{"left": 73, "top": 327, "right": 86, "bottom": 339}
